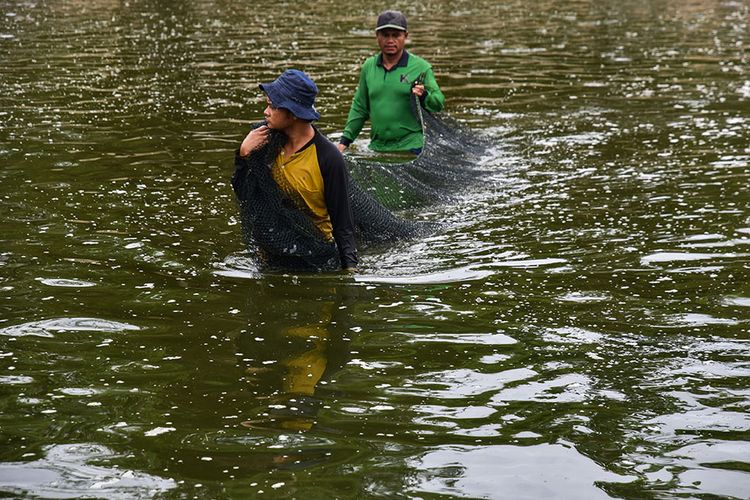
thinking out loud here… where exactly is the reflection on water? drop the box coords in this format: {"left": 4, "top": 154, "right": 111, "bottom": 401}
{"left": 234, "top": 281, "right": 354, "bottom": 432}
{"left": 410, "top": 444, "right": 636, "bottom": 499}
{"left": 0, "top": 443, "right": 176, "bottom": 498}
{"left": 1, "top": 0, "right": 749, "bottom": 498}
{"left": 0, "top": 317, "right": 140, "bottom": 338}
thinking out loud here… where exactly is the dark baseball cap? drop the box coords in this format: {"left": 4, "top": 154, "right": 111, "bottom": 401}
{"left": 376, "top": 10, "right": 407, "bottom": 32}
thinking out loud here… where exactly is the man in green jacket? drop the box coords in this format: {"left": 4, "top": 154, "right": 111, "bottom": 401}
{"left": 337, "top": 10, "right": 445, "bottom": 155}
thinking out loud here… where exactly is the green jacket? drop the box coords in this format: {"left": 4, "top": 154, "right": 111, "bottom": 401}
{"left": 341, "top": 51, "right": 445, "bottom": 152}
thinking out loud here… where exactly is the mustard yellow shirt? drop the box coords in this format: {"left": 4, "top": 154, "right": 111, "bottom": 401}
{"left": 260, "top": 128, "right": 357, "bottom": 269}
{"left": 272, "top": 142, "right": 333, "bottom": 239}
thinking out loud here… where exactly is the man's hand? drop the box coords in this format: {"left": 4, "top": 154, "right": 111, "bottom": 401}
{"left": 412, "top": 84, "right": 425, "bottom": 97}
{"left": 337, "top": 143, "right": 347, "bottom": 153}
{"left": 239, "top": 126, "right": 270, "bottom": 156}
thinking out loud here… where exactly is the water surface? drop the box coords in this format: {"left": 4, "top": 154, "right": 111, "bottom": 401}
{"left": 1, "top": 0, "right": 749, "bottom": 498}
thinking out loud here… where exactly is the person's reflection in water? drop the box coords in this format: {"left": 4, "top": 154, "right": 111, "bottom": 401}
{"left": 235, "top": 279, "right": 353, "bottom": 432}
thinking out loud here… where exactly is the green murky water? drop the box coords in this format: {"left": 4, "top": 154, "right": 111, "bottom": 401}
{"left": 1, "top": 0, "right": 749, "bottom": 498}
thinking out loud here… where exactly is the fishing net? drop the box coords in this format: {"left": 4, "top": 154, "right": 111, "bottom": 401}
{"left": 232, "top": 94, "right": 490, "bottom": 271}
{"left": 346, "top": 99, "right": 491, "bottom": 210}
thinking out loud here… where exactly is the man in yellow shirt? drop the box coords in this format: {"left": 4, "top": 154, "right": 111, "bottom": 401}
{"left": 233, "top": 70, "right": 358, "bottom": 270}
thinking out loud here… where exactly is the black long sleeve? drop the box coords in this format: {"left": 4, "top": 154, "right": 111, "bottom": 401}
{"left": 317, "top": 137, "right": 358, "bottom": 269}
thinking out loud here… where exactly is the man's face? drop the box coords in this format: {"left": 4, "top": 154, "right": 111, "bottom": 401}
{"left": 376, "top": 28, "right": 408, "bottom": 56}
{"left": 264, "top": 97, "right": 294, "bottom": 130}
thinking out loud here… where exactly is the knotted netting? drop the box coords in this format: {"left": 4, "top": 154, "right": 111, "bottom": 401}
{"left": 346, "top": 98, "right": 491, "bottom": 210}
{"left": 232, "top": 94, "right": 490, "bottom": 271}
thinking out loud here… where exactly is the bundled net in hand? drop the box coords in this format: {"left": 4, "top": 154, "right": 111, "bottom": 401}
{"left": 232, "top": 94, "right": 490, "bottom": 271}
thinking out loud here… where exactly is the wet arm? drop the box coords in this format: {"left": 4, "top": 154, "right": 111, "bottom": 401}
{"left": 340, "top": 67, "right": 370, "bottom": 146}
{"left": 322, "top": 150, "right": 358, "bottom": 269}
{"left": 420, "top": 68, "right": 445, "bottom": 113}
{"left": 232, "top": 122, "right": 269, "bottom": 197}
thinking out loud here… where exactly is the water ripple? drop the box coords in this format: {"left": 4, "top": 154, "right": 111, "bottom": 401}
{"left": 0, "top": 318, "right": 140, "bottom": 338}
{"left": 409, "top": 444, "right": 636, "bottom": 499}
{"left": 0, "top": 443, "right": 175, "bottom": 498}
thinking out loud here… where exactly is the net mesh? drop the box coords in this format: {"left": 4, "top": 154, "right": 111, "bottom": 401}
{"left": 232, "top": 94, "right": 490, "bottom": 271}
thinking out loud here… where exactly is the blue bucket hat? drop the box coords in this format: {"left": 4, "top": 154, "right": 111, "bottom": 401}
{"left": 259, "top": 69, "right": 321, "bottom": 122}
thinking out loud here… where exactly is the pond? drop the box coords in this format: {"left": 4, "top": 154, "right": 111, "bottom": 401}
{"left": 1, "top": 0, "right": 749, "bottom": 498}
